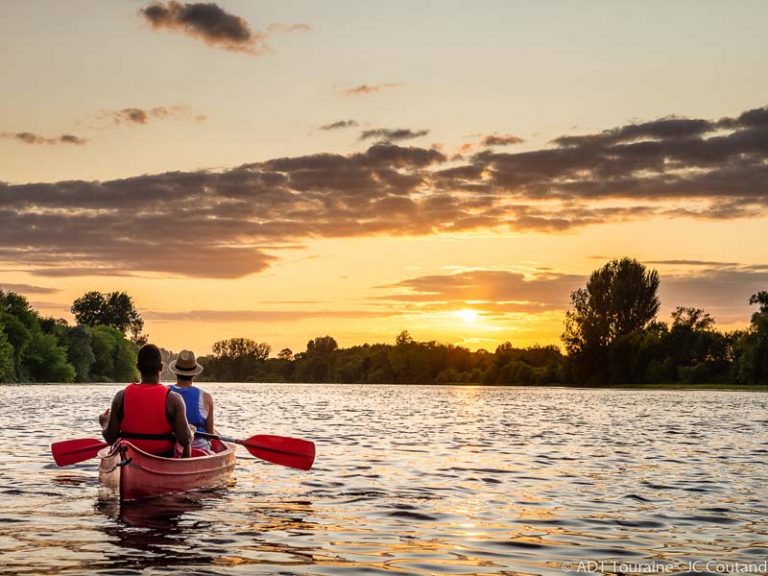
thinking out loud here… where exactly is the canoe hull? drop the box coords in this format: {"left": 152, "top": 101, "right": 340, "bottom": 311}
{"left": 98, "top": 440, "right": 236, "bottom": 501}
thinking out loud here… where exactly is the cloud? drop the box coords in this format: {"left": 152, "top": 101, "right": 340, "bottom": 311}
{"left": 59, "top": 134, "right": 88, "bottom": 145}
{"left": 481, "top": 134, "right": 525, "bottom": 147}
{"left": 98, "top": 105, "right": 205, "bottom": 126}
{"left": 359, "top": 128, "right": 429, "bottom": 143}
{"left": 660, "top": 266, "right": 768, "bottom": 324}
{"left": 2, "top": 104, "right": 768, "bottom": 279}
{"left": 140, "top": 1, "right": 269, "bottom": 54}
{"left": 341, "top": 83, "right": 402, "bottom": 96}
{"left": 266, "top": 23, "right": 311, "bottom": 33}
{"left": 378, "top": 264, "right": 768, "bottom": 326}
{"left": 0, "top": 143, "right": 446, "bottom": 278}
{"left": 379, "top": 270, "right": 584, "bottom": 313}
{"left": 0, "top": 283, "right": 59, "bottom": 295}
{"left": 2, "top": 132, "right": 87, "bottom": 145}
{"left": 320, "top": 120, "right": 359, "bottom": 131}
{"left": 144, "top": 309, "right": 387, "bottom": 322}
{"left": 645, "top": 259, "right": 741, "bottom": 267}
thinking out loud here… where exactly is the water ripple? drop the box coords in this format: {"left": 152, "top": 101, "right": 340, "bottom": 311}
{"left": 1, "top": 384, "right": 766, "bottom": 575}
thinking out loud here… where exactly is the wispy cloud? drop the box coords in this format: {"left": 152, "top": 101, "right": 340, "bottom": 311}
{"left": 2, "top": 132, "right": 87, "bottom": 146}
{"left": 341, "top": 83, "right": 402, "bottom": 96}
{"left": 0, "top": 282, "right": 59, "bottom": 294}
{"left": 645, "top": 259, "right": 741, "bottom": 267}
{"left": 266, "top": 23, "right": 311, "bottom": 34}
{"left": 660, "top": 265, "right": 768, "bottom": 324}
{"left": 1, "top": 104, "right": 767, "bottom": 278}
{"left": 359, "top": 128, "right": 429, "bottom": 143}
{"left": 481, "top": 133, "right": 525, "bottom": 147}
{"left": 140, "top": 1, "right": 269, "bottom": 54}
{"left": 320, "top": 120, "right": 359, "bottom": 131}
{"left": 379, "top": 270, "right": 583, "bottom": 312}
{"left": 97, "top": 105, "right": 206, "bottom": 126}
{"left": 144, "top": 309, "right": 386, "bottom": 322}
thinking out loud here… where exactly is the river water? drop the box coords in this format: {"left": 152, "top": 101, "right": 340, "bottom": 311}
{"left": 1, "top": 384, "right": 767, "bottom": 576}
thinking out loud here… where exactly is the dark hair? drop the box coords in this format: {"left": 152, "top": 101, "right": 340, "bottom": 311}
{"left": 137, "top": 344, "right": 163, "bottom": 375}
{"left": 176, "top": 374, "right": 193, "bottom": 382}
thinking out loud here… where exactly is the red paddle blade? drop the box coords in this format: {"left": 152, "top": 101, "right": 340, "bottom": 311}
{"left": 51, "top": 438, "right": 108, "bottom": 466}
{"left": 240, "top": 434, "right": 316, "bottom": 470}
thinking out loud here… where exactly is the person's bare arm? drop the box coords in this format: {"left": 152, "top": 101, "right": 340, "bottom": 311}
{"left": 101, "top": 391, "right": 124, "bottom": 444}
{"left": 203, "top": 391, "right": 215, "bottom": 434}
{"left": 168, "top": 391, "right": 193, "bottom": 458}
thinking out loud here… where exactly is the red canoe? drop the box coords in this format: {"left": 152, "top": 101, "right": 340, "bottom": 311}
{"left": 98, "top": 439, "right": 237, "bottom": 501}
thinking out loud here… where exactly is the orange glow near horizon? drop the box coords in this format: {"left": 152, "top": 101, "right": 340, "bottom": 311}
{"left": 2, "top": 3, "right": 767, "bottom": 357}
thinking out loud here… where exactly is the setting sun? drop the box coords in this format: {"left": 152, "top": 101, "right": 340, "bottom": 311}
{"left": 456, "top": 309, "right": 479, "bottom": 325}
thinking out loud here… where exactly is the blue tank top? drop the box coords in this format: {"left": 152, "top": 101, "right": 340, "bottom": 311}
{"left": 169, "top": 385, "right": 207, "bottom": 431}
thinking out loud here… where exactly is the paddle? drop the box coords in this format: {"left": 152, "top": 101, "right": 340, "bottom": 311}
{"left": 51, "top": 433, "right": 316, "bottom": 470}
{"left": 51, "top": 438, "right": 108, "bottom": 467}
{"left": 196, "top": 431, "right": 316, "bottom": 471}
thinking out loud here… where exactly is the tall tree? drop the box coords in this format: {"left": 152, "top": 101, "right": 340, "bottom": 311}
{"left": 24, "top": 332, "right": 75, "bottom": 383}
{"left": 563, "top": 258, "right": 660, "bottom": 384}
{"left": 0, "top": 330, "right": 14, "bottom": 382}
{"left": 71, "top": 291, "right": 145, "bottom": 344}
{"left": 208, "top": 338, "right": 272, "bottom": 381}
{"left": 62, "top": 325, "right": 96, "bottom": 382}
{"left": 734, "top": 291, "right": 768, "bottom": 384}
{"left": 563, "top": 258, "right": 660, "bottom": 352}
{"left": 89, "top": 325, "right": 139, "bottom": 382}
{"left": 670, "top": 307, "right": 715, "bottom": 331}
{"left": 306, "top": 336, "right": 338, "bottom": 357}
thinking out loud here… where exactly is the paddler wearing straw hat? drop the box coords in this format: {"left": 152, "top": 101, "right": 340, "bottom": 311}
{"left": 168, "top": 350, "right": 216, "bottom": 453}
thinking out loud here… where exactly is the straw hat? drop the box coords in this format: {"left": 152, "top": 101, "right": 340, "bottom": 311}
{"left": 168, "top": 349, "right": 203, "bottom": 376}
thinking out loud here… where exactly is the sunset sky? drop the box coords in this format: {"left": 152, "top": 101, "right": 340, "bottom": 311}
{"left": 2, "top": 1, "right": 768, "bottom": 355}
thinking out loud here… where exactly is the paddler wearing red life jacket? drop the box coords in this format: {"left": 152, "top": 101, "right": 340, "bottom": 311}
{"left": 168, "top": 349, "right": 216, "bottom": 453}
{"left": 100, "top": 343, "right": 194, "bottom": 457}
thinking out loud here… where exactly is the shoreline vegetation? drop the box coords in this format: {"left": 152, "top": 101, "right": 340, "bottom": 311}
{"left": 2, "top": 381, "right": 767, "bottom": 392}
{"left": 1, "top": 258, "right": 767, "bottom": 387}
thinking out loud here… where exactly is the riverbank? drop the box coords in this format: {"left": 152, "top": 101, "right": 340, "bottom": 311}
{"left": 2, "top": 381, "right": 768, "bottom": 391}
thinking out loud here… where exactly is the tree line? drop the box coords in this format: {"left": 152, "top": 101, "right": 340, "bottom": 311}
{"left": 191, "top": 333, "right": 565, "bottom": 385}
{"left": 2, "top": 257, "right": 767, "bottom": 384}
{"left": 191, "top": 258, "right": 768, "bottom": 386}
{"left": 561, "top": 258, "right": 768, "bottom": 385}
{"left": 0, "top": 290, "right": 142, "bottom": 383}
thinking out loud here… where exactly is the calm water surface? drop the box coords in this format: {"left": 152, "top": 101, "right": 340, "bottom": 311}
{"left": 1, "top": 384, "right": 767, "bottom": 575}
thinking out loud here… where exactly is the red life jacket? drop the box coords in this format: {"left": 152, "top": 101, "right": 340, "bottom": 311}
{"left": 120, "top": 383, "right": 175, "bottom": 454}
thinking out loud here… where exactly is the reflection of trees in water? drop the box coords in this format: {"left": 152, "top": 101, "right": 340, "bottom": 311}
{"left": 94, "top": 493, "right": 323, "bottom": 571}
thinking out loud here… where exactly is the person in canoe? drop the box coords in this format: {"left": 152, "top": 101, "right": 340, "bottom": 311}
{"left": 99, "top": 343, "right": 194, "bottom": 458}
{"left": 168, "top": 349, "right": 216, "bottom": 453}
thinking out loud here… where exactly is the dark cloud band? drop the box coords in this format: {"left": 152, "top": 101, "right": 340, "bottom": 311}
{"left": 1, "top": 105, "right": 767, "bottom": 278}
